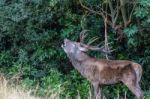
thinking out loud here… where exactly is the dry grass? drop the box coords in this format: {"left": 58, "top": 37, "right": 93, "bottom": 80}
{"left": 0, "top": 77, "right": 127, "bottom": 99}
{"left": 0, "top": 75, "right": 64, "bottom": 99}
{"left": 0, "top": 75, "right": 148, "bottom": 99}
{"left": 0, "top": 76, "right": 40, "bottom": 99}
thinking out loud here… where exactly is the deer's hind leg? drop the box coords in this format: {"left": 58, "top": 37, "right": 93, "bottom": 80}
{"left": 122, "top": 79, "right": 144, "bottom": 99}
{"left": 92, "top": 82, "right": 102, "bottom": 99}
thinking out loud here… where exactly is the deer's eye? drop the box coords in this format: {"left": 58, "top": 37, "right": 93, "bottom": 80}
{"left": 80, "top": 44, "right": 84, "bottom": 47}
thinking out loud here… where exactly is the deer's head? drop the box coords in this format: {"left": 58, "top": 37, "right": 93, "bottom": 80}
{"left": 61, "top": 30, "right": 111, "bottom": 56}
{"left": 61, "top": 38, "right": 87, "bottom": 54}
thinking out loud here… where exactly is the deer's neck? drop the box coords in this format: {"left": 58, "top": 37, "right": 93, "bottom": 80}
{"left": 67, "top": 51, "right": 90, "bottom": 74}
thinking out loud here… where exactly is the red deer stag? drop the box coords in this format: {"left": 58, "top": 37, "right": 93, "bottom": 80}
{"left": 61, "top": 30, "right": 143, "bottom": 99}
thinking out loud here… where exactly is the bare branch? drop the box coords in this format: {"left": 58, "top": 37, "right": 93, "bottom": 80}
{"left": 79, "top": 0, "right": 113, "bottom": 28}
{"left": 108, "top": 0, "right": 115, "bottom": 19}
{"left": 104, "top": 15, "right": 109, "bottom": 59}
{"left": 129, "top": 0, "right": 137, "bottom": 21}
{"left": 79, "top": 0, "right": 105, "bottom": 19}
{"left": 114, "top": 1, "right": 120, "bottom": 27}
{"left": 98, "top": 7, "right": 111, "bottom": 17}
{"left": 120, "top": 0, "right": 128, "bottom": 27}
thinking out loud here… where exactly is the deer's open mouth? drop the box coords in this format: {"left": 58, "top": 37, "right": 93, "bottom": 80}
{"left": 61, "top": 39, "right": 67, "bottom": 48}
{"left": 61, "top": 42, "right": 65, "bottom": 48}
{"left": 61, "top": 44, "right": 64, "bottom": 48}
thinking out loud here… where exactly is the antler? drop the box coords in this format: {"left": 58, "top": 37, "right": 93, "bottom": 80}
{"left": 81, "top": 43, "right": 114, "bottom": 53}
{"left": 80, "top": 30, "right": 89, "bottom": 43}
{"left": 79, "top": 30, "right": 115, "bottom": 54}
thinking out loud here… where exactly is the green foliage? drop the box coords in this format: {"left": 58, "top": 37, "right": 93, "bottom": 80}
{"left": 124, "top": 25, "right": 138, "bottom": 46}
{"left": 0, "top": 0, "right": 150, "bottom": 98}
{"left": 63, "top": 70, "right": 90, "bottom": 98}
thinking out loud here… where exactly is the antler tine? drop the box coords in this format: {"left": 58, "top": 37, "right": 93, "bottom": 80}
{"left": 100, "top": 42, "right": 115, "bottom": 53}
{"left": 102, "top": 47, "right": 116, "bottom": 53}
{"left": 82, "top": 43, "right": 115, "bottom": 54}
{"left": 79, "top": 31, "right": 115, "bottom": 53}
{"left": 96, "top": 41, "right": 113, "bottom": 47}
{"left": 87, "top": 37, "right": 99, "bottom": 45}
{"left": 80, "top": 30, "right": 89, "bottom": 43}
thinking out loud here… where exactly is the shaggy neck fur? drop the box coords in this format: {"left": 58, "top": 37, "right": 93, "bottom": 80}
{"left": 67, "top": 50, "right": 90, "bottom": 74}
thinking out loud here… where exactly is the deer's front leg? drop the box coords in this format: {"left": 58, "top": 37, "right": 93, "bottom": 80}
{"left": 92, "top": 82, "right": 101, "bottom": 99}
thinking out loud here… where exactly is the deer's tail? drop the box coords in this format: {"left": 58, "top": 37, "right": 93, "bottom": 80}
{"left": 132, "top": 63, "right": 143, "bottom": 82}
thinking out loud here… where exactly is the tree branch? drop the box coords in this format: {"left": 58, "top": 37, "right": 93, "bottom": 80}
{"left": 129, "top": 0, "right": 137, "bottom": 21}
{"left": 79, "top": 0, "right": 105, "bottom": 19}
{"left": 108, "top": 0, "right": 115, "bottom": 19}
{"left": 120, "top": 0, "right": 128, "bottom": 27}
{"left": 104, "top": 17, "right": 109, "bottom": 59}
{"left": 114, "top": 1, "right": 120, "bottom": 27}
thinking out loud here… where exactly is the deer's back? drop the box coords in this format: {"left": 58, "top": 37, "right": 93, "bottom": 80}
{"left": 86, "top": 59, "right": 137, "bottom": 84}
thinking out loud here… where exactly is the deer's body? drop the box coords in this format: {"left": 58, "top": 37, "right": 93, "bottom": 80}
{"left": 67, "top": 47, "right": 142, "bottom": 84}
{"left": 62, "top": 32, "right": 143, "bottom": 99}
